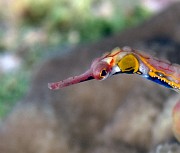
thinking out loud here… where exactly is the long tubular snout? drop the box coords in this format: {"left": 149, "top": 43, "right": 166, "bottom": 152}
{"left": 48, "top": 70, "right": 94, "bottom": 90}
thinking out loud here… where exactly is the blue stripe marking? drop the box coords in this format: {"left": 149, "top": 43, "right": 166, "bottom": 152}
{"left": 146, "top": 76, "right": 172, "bottom": 88}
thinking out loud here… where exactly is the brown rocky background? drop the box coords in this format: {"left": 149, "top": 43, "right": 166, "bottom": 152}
{"left": 0, "top": 2, "right": 180, "bottom": 153}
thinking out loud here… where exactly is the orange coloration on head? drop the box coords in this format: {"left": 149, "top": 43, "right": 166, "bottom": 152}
{"left": 172, "top": 101, "right": 180, "bottom": 141}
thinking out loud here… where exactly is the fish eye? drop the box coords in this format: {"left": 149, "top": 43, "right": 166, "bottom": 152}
{"left": 92, "top": 61, "right": 110, "bottom": 80}
{"left": 100, "top": 69, "right": 108, "bottom": 77}
{"left": 99, "top": 68, "right": 109, "bottom": 80}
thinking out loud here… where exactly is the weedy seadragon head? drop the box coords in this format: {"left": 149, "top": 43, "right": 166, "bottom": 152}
{"left": 48, "top": 47, "right": 180, "bottom": 92}
{"left": 48, "top": 47, "right": 145, "bottom": 90}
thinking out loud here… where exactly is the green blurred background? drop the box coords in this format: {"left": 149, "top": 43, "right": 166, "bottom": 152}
{"left": 0, "top": 0, "right": 174, "bottom": 118}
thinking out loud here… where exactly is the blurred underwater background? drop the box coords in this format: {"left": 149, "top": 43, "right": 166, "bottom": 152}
{"left": 0, "top": 0, "right": 180, "bottom": 153}
{"left": 0, "top": 0, "right": 155, "bottom": 117}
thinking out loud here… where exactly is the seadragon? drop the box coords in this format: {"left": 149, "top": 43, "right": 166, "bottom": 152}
{"left": 48, "top": 46, "right": 180, "bottom": 142}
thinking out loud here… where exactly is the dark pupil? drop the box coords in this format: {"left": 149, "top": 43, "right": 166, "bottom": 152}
{"left": 101, "top": 69, "right": 107, "bottom": 77}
